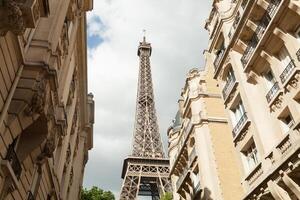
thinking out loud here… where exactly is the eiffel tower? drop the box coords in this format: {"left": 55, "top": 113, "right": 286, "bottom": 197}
{"left": 119, "top": 36, "right": 171, "bottom": 200}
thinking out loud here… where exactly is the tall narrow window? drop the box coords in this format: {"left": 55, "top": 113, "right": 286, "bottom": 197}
{"left": 280, "top": 113, "right": 294, "bottom": 134}
{"left": 241, "top": 141, "right": 260, "bottom": 173}
{"left": 264, "top": 69, "right": 276, "bottom": 90}
{"left": 278, "top": 46, "right": 292, "bottom": 67}
{"left": 225, "top": 68, "right": 235, "bottom": 84}
{"left": 295, "top": 26, "right": 300, "bottom": 42}
{"left": 231, "top": 101, "right": 246, "bottom": 125}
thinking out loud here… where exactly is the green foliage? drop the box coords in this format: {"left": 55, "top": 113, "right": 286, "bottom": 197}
{"left": 160, "top": 192, "right": 173, "bottom": 200}
{"left": 81, "top": 186, "right": 115, "bottom": 200}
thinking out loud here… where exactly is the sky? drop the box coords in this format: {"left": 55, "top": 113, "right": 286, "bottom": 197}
{"left": 83, "top": 0, "right": 212, "bottom": 197}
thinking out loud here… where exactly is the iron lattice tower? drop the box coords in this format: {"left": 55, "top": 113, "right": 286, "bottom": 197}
{"left": 119, "top": 37, "right": 171, "bottom": 200}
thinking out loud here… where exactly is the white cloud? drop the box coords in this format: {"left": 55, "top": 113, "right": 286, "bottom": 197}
{"left": 84, "top": 0, "right": 212, "bottom": 197}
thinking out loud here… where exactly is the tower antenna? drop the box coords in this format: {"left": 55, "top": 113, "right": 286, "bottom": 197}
{"left": 142, "top": 29, "right": 146, "bottom": 42}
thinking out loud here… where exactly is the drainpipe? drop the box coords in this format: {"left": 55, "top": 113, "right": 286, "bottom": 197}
{"left": 0, "top": 64, "right": 24, "bottom": 129}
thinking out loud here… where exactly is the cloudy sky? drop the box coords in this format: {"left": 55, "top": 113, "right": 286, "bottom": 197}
{"left": 83, "top": 0, "right": 211, "bottom": 197}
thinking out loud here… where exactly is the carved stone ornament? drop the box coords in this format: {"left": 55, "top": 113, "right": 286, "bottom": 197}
{"left": 0, "top": 0, "right": 25, "bottom": 35}
{"left": 187, "top": 68, "right": 200, "bottom": 79}
{"left": 70, "top": 110, "right": 77, "bottom": 135}
{"left": 37, "top": 135, "right": 56, "bottom": 162}
{"left": 25, "top": 79, "right": 46, "bottom": 116}
{"left": 61, "top": 21, "right": 69, "bottom": 56}
{"left": 69, "top": 167, "right": 74, "bottom": 186}
{"left": 271, "top": 95, "right": 283, "bottom": 112}
{"left": 43, "top": 136, "right": 56, "bottom": 158}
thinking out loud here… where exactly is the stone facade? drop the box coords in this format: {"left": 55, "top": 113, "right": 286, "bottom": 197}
{"left": 204, "top": 0, "right": 300, "bottom": 199}
{"left": 168, "top": 68, "right": 243, "bottom": 200}
{"left": 0, "top": 0, "right": 94, "bottom": 199}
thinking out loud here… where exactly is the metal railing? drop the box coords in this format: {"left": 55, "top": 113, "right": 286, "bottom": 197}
{"left": 280, "top": 60, "right": 296, "bottom": 84}
{"left": 5, "top": 144, "right": 22, "bottom": 179}
{"left": 296, "top": 48, "right": 300, "bottom": 62}
{"left": 241, "top": 0, "right": 249, "bottom": 9}
{"left": 222, "top": 76, "right": 236, "bottom": 100}
{"left": 266, "top": 82, "right": 280, "bottom": 103}
{"left": 232, "top": 112, "right": 248, "bottom": 138}
{"left": 267, "top": 0, "right": 281, "bottom": 17}
{"left": 173, "top": 119, "right": 192, "bottom": 165}
{"left": 189, "top": 148, "right": 197, "bottom": 166}
{"left": 241, "top": 0, "right": 281, "bottom": 67}
{"left": 176, "top": 166, "right": 189, "bottom": 190}
{"left": 27, "top": 191, "right": 35, "bottom": 200}
{"left": 193, "top": 181, "right": 201, "bottom": 195}
{"left": 228, "top": 13, "right": 241, "bottom": 38}
{"left": 214, "top": 49, "right": 225, "bottom": 71}
{"left": 241, "top": 35, "right": 258, "bottom": 66}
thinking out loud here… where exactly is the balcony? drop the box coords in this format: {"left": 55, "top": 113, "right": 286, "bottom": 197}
{"left": 222, "top": 76, "right": 237, "bottom": 101}
{"left": 297, "top": 49, "right": 300, "bottom": 62}
{"left": 241, "top": 0, "right": 281, "bottom": 68}
{"left": 228, "top": 13, "right": 241, "bottom": 39}
{"left": 176, "top": 166, "right": 189, "bottom": 191}
{"left": 214, "top": 49, "right": 225, "bottom": 72}
{"left": 266, "top": 82, "right": 280, "bottom": 103}
{"left": 192, "top": 181, "right": 201, "bottom": 199}
{"left": 244, "top": 163, "right": 263, "bottom": 188}
{"left": 27, "top": 191, "right": 35, "bottom": 200}
{"left": 280, "top": 60, "right": 297, "bottom": 84}
{"left": 232, "top": 112, "right": 249, "bottom": 138}
{"left": 5, "top": 144, "right": 22, "bottom": 179}
{"left": 188, "top": 148, "right": 197, "bottom": 167}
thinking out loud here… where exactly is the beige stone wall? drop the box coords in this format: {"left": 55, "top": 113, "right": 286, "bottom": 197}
{"left": 0, "top": 0, "right": 94, "bottom": 199}
{"left": 168, "top": 68, "right": 243, "bottom": 200}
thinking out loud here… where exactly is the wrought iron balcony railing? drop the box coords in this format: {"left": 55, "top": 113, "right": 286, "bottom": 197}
{"left": 296, "top": 48, "right": 300, "bottom": 62}
{"left": 193, "top": 181, "right": 201, "bottom": 196}
{"left": 222, "top": 76, "right": 236, "bottom": 101}
{"left": 280, "top": 60, "right": 296, "bottom": 84}
{"left": 241, "top": 0, "right": 281, "bottom": 67}
{"left": 176, "top": 166, "right": 189, "bottom": 190}
{"left": 267, "top": 0, "right": 281, "bottom": 17}
{"left": 241, "top": 0, "right": 249, "bottom": 9}
{"left": 228, "top": 13, "right": 241, "bottom": 38}
{"left": 241, "top": 35, "right": 258, "bottom": 66}
{"left": 232, "top": 112, "right": 248, "bottom": 138}
{"left": 214, "top": 49, "right": 225, "bottom": 71}
{"left": 266, "top": 82, "right": 280, "bottom": 103}
{"left": 188, "top": 148, "right": 197, "bottom": 167}
{"left": 5, "top": 144, "right": 22, "bottom": 179}
{"left": 27, "top": 191, "right": 35, "bottom": 200}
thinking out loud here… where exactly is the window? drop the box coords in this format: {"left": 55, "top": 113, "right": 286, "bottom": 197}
{"left": 241, "top": 141, "right": 260, "bottom": 173}
{"left": 280, "top": 114, "right": 294, "bottom": 133}
{"left": 263, "top": 69, "right": 276, "bottom": 90}
{"left": 225, "top": 68, "right": 235, "bottom": 84}
{"left": 278, "top": 46, "right": 292, "bottom": 67}
{"left": 231, "top": 101, "right": 246, "bottom": 125}
{"left": 295, "top": 26, "right": 300, "bottom": 42}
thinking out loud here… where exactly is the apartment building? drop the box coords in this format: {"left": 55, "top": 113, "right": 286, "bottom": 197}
{"left": 168, "top": 68, "right": 243, "bottom": 200}
{"left": 205, "top": 0, "right": 300, "bottom": 199}
{"left": 0, "top": 0, "right": 94, "bottom": 199}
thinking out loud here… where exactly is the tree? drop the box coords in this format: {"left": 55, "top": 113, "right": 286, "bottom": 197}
{"left": 81, "top": 186, "right": 115, "bottom": 200}
{"left": 160, "top": 192, "right": 173, "bottom": 200}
